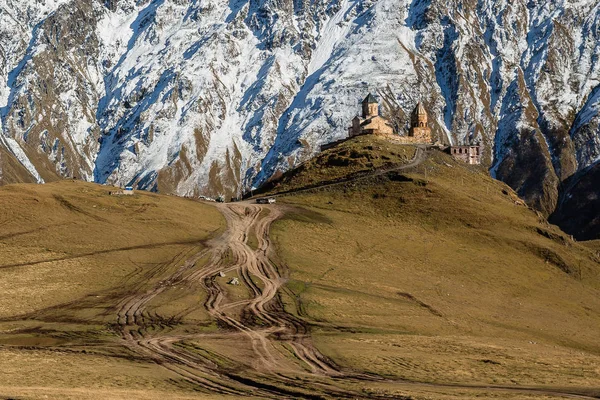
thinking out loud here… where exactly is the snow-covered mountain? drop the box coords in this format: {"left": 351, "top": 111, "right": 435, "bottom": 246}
{"left": 1, "top": 0, "right": 600, "bottom": 234}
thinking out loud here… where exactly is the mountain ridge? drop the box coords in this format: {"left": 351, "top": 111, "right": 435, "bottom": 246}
{"left": 1, "top": 0, "right": 600, "bottom": 236}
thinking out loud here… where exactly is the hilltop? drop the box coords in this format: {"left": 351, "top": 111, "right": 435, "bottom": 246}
{"left": 254, "top": 135, "right": 420, "bottom": 196}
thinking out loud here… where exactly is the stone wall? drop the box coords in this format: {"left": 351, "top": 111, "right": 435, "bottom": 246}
{"left": 409, "top": 127, "right": 432, "bottom": 143}
{"left": 361, "top": 116, "right": 394, "bottom": 136}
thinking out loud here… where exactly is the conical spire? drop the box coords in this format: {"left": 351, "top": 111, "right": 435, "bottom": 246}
{"left": 414, "top": 101, "right": 427, "bottom": 116}
{"left": 362, "top": 93, "right": 378, "bottom": 104}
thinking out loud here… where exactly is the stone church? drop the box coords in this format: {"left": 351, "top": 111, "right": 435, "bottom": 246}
{"left": 347, "top": 94, "right": 433, "bottom": 144}
{"left": 348, "top": 94, "right": 395, "bottom": 137}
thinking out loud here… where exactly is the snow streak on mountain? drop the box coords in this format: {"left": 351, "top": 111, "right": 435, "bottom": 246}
{"left": 0, "top": 0, "right": 599, "bottom": 228}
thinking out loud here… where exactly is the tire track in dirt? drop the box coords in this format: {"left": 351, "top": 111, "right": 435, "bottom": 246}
{"left": 110, "top": 201, "right": 600, "bottom": 400}
{"left": 110, "top": 202, "right": 370, "bottom": 398}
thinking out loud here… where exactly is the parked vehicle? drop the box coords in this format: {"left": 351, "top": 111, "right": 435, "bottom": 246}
{"left": 256, "top": 197, "right": 276, "bottom": 204}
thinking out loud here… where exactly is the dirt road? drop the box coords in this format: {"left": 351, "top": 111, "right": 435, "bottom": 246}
{"left": 110, "top": 202, "right": 600, "bottom": 399}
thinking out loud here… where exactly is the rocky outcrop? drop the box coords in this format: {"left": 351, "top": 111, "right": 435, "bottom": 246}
{"left": 491, "top": 69, "right": 560, "bottom": 216}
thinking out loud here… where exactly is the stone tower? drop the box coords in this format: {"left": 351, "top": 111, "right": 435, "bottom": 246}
{"left": 362, "top": 93, "right": 379, "bottom": 118}
{"left": 408, "top": 102, "right": 433, "bottom": 143}
{"left": 411, "top": 102, "right": 428, "bottom": 129}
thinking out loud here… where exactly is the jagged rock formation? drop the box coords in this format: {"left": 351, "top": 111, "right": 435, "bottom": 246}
{"left": 0, "top": 0, "right": 599, "bottom": 236}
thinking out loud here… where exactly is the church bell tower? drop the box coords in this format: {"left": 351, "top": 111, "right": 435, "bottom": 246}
{"left": 362, "top": 93, "right": 379, "bottom": 118}
{"left": 408, "top": 102, "right": 432, "bottom": 143}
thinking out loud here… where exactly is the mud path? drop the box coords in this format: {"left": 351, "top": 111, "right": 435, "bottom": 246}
{"left": 110, "top": 202, "right": 599, "bottom": 399}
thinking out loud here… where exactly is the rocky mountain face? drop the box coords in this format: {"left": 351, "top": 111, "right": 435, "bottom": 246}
{"left": 0, "top": 0, "right": 599, "bottom": 237}
{"left": 550, "top": 162, "right": 600, "bottom": 241}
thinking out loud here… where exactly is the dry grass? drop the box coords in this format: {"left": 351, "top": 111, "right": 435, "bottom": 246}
{"left": 0, "top": 180, "right": 224, "bottom": 396}
{"left": 0, "top": 348, "right": 177, "bottom": 393}
{"left": 315, "top": 333, "right": 600, "bottom": 386}
{"left": 1, "top": 143, "right": 600, "bottom": 399}
{"left": 0, "top": 347, "right": 235, "bottom": 399}
{"left": 257, "top": 135, "right": 417, "bottom": 195}
{"left": 0, "top": 181, "right": 222, "bottom": 317}
{"left": 271, "top": 141, "right": 600, "bottom": 393}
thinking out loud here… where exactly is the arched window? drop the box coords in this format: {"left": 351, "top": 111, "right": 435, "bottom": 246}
{"left": 459, "top": 148, "right": 462, "bottom": 154}
{"left": 420, "top": 122, "right": 424, "bottom": 127}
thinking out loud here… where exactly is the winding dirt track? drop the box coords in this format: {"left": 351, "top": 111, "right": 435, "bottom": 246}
{"left": 111, "top": 202, "right": 600, "bottom": 399}
{"left": 113, "top": 203, "right": 357, "bottom": 399}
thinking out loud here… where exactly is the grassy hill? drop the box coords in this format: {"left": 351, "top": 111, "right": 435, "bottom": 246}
{"left": 0, "top": 137, "right": 599, "bottom": 399}
{"left": 0, "top": 181, "right": 225, "bottom": 399}
{"left": 269, "top": 136, "right": 600, "bottom": 396}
